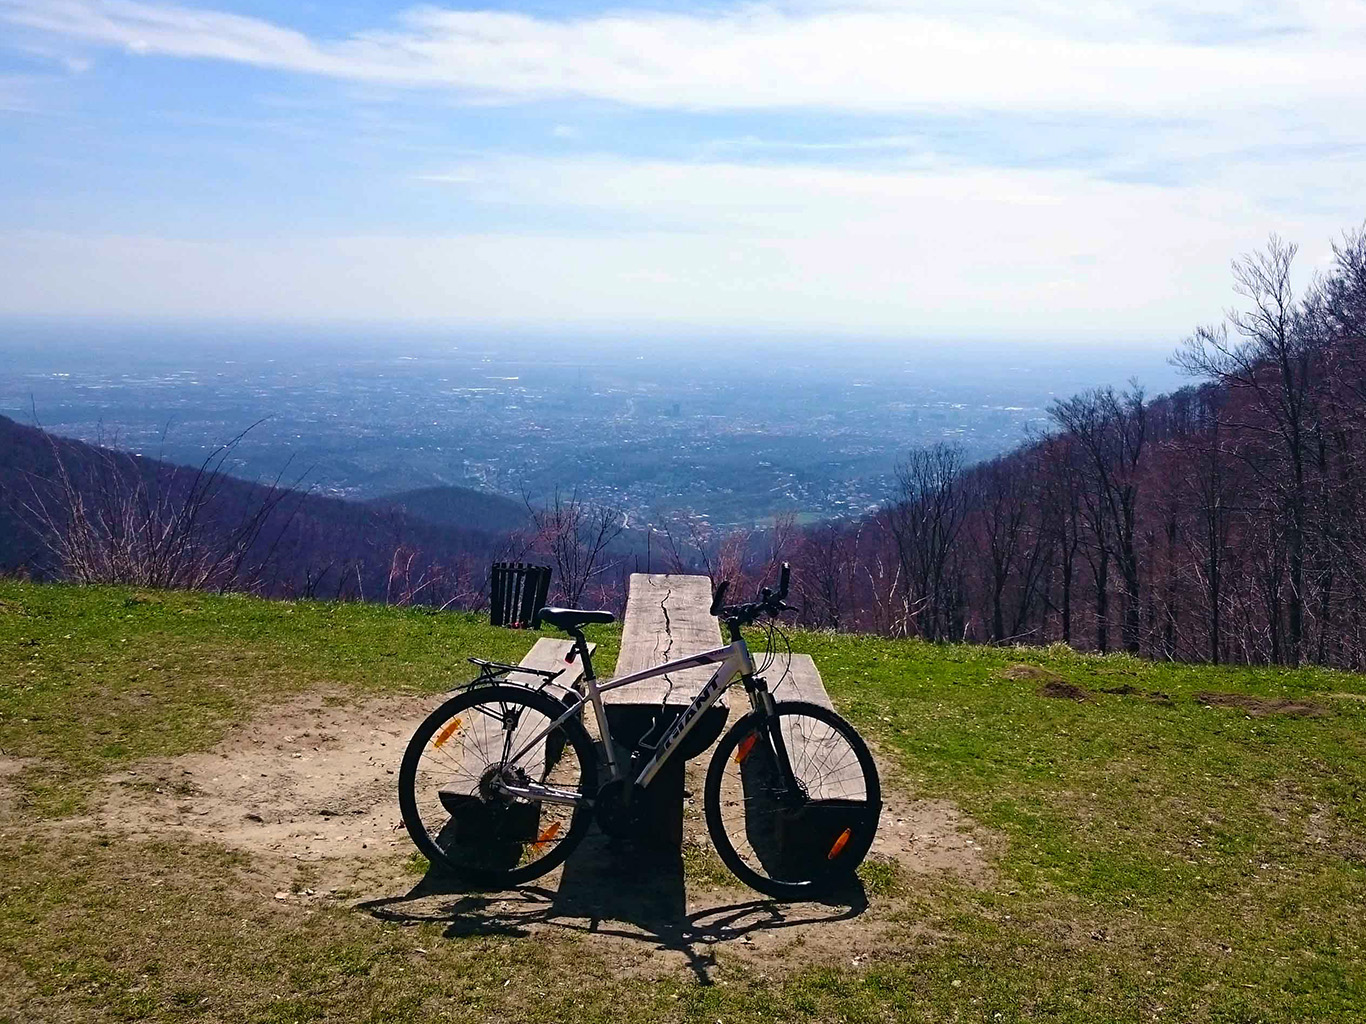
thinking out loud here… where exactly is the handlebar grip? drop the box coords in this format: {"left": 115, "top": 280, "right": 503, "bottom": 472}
{"left": 778, "top": 562, "right": 790, "bottom": 600}
{"left": 709, "top": 579, "right": 730, "bottom": 616}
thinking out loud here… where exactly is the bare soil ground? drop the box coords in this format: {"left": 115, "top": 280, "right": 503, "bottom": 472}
{"left": 51, "top": 693, "right": 993, "bottom": 978}
{"left": 1195, "top": 691, "right": 1327, "bottom": 717}
{"left": 0, "top": 755, "right": 33, "bottom": 807}
{"left": 94, "top": 694, "right": 429, "bottom": 866}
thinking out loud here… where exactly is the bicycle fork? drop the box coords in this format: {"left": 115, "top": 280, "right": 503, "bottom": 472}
{"left": 744, "top": 675, "right": 805, "bottom": 805}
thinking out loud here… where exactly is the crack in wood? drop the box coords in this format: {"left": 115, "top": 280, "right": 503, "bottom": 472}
{"left": 607, "top": 574, "right": 724, "bottom": 709}
{"left": 656, "top": 578, "right": 677, "bottom": 705}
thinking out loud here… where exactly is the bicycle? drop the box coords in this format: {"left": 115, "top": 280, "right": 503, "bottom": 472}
{"left": 398, "top": 564, "right": 881, "bottom": 898}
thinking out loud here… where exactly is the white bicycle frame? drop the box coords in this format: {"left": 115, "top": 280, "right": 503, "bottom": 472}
{"left": 495, "top": 635, "right": 761, "bottom": 806}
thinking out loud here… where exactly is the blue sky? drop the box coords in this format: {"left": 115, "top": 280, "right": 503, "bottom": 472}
{"left": 0, "top": 0, "right": 1363, "bottom": 337}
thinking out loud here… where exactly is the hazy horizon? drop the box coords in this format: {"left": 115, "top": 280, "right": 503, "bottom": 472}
{"left": 1, "top": 319, "right": 1189, "bottom": 526}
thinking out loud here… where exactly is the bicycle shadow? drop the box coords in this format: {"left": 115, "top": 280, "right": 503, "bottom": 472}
{"left": 357, "top": 831, "right": 868, "bottom": 984}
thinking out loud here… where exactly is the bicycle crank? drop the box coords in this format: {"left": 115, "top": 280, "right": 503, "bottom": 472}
{"left": 593, "top": 779, "right": 642, "bottom": 839}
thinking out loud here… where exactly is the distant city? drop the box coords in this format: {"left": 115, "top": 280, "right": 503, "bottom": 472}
{"left": 0, "top": 322, "right": 1183, "bottom": 528}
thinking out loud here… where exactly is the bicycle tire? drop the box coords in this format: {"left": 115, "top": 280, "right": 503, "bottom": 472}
{"left": 399, "top": 683, "right": 597, "bottom": 887}
{"left": 704, "top": 700, "right": 881, "bottom": 899}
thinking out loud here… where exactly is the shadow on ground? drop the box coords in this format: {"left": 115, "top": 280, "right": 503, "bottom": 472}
{"left": 357, "top": 831, "right": 868, "bottom": 983}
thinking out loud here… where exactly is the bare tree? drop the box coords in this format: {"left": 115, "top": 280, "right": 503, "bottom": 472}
{"left": 974, "top": 457, "right": 1030, "bottom": 642}
{"left": 888, "top": 444, "right": 967, "bottom": 640}
{"left": 1039, "top": 436, "right": 1085, "bottom": 645}
{"left": 1176, "top": 234, "right": 1315, "bottom": 664}
{"left": 796, "top": 522, "right": 851, "bottom": 629}
{"left": 20, "top": 423, "right": 296, "bottom": 591}
{"left": 528, "top": 489, "right": 625, "bottom": 606}
{"left": 1310, "top": 222, "right": 1366, "bottom": 341}
{"left": 1049, "top": 385, "right": 1148, "bottom": 654}
{"left": 1180, "top": 386, "right": 1236, "bottom": 663}
{"left": 656, "top": 513, "right": 753, "bottom": 587}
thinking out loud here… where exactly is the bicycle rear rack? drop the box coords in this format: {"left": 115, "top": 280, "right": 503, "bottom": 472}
{"left": 464, "top": 657, "right": 564, "bottom": 689}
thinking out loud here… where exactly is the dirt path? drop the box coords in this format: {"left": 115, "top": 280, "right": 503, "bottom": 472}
{"left": 96, "top": 693, "right": 429, "bottom": 865}
{"left": 74, "top": 692, "right": 993, "bottom": 977}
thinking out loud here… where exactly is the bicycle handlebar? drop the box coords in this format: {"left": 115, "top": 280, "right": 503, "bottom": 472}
{"left": 708, "top": 579, "right": 730, "bottom": 616}
{"left": 711, "top": 562, "right": 791, "bottom": 626}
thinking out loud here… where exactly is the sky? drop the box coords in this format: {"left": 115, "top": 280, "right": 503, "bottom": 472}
{"left": 0, "top": 0, "right": 1364, "bottom": 338}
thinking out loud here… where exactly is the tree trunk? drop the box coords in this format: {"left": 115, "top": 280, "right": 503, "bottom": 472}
{"left": 1096, "top": 547, "right": 1110, "bottom": 654}
{"left": 1122, "top": 547, "right": 1141, "bottom": 655}
{"left": 1061, "top": 550, "right": 1073, "bottom": 645}
{"left": 1208, "top": 521, "right": 1221, "bottom": 666}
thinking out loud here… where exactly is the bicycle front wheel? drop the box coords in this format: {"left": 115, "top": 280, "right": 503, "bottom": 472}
{"left": 399, "top": 683, "right": 597, "bottom": 887}
{"left": 705, "top": 700, "right": 881, "bottom": 899}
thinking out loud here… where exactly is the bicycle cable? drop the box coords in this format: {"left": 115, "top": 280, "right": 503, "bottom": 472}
{"left": 755, "top": 615, "right": 795, "bottom": 698}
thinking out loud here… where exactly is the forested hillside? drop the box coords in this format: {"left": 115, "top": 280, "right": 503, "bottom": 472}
{"left": 0, "top": 415, "right": 507, "bottom": 606}
{"left": 762, "top": 226, "right": 1366, "bottom": 668}
{"left": 367, "top": 484, "right": 529, "bottom": 534}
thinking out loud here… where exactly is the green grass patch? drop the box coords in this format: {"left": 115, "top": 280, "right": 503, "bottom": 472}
{"left": 0, "top": 581, "right": 619, "bottom": 813}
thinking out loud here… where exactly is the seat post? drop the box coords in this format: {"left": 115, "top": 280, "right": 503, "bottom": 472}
{"left": 569, "top": 629, "right": 597, "bottom": 682}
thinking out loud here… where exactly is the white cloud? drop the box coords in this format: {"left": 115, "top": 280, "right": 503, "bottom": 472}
{"left": 413, "top": 149, "right": 1355, "bottom": 249}
{"left": 0, "top": 153, "right": 1348, "bottom": 331}
{"left": 2, "top": 1, "right": 1361, "bottom": 330}
{"left": 4, "top": 0, "right": 1366, "bottom": 117}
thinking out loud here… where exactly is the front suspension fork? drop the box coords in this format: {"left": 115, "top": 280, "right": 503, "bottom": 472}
{"left": 743, "top": 674, "right": 803, "bottom": 804}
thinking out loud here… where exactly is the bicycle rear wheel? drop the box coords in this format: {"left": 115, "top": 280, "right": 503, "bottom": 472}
{"left": 399, "top": 683, "right": 597, "bottom": 886}
{"left": 705, "top": 700, "right": 881, "bottom": 899}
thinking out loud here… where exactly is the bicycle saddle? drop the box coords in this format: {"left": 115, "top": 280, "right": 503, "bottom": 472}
{"left": 536, "top": 607, "right": 616, "bottom": 631}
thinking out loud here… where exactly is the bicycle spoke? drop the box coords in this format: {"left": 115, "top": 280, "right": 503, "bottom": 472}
{"left": 709, "top": 704, "right": 879, "bottom": 887}
{"left": 404, "top": 687, "right": 590, "bottom": 880}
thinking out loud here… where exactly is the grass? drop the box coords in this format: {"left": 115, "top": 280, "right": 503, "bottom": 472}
{"left": 2, "top": 580, "right": 1366, "bottom": 1021}
{"left": 0, "top": 582, "right": 620, "bottom": 814}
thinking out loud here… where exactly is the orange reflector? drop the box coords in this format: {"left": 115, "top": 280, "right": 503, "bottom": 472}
{"left": 828, "top": 827, "right": 853, "bottom": 860}
{"left": 734, "top": 733, "right": 758, "bottom": 764}
{"left": 433, "top": 717, "right": 463, "bottom": 748}
{"left": 531, "top": 820, "right": 562, "bottom": 852}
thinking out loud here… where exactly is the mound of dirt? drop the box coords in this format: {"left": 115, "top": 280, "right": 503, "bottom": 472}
{"left": 998, "top": 663, "right": 1064, "bottom": 684}
{"left": 1196, "top": 691, "right": 1326, "bottom": 717}
{"left": 998, "top": 664, "right": 1091, "bottom": 702}
{"left": 1040, "top": 681, "right": 1091, "bottom": 702}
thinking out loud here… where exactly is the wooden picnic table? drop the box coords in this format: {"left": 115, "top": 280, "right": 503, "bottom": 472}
{"left": 476, "top": 574, "right": 848, "bottom": 859}
{"left": 601, "top": 574, "right": 729, "bottom": 845}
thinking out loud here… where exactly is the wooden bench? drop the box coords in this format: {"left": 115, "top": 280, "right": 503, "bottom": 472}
{"left": 513, "top": 636, "right": 594, "bottom": 690}
{"left": 602, "top": 573, "right": 730, "bottom": 846}
{"left": 758, "top": 653, "right": 866, "bottom": 801}
{"left": 764, "top": 653, "right": 831, "bottom": 709}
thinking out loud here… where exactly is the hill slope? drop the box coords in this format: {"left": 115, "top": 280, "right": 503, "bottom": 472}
{"left": 367, "top": 484, "right": 528, "bottom": 534}
{"left": 2, "top": 580, "right": 1363, "bottom": 1022}
{"left": 0, "top": 415, "right": 510, "bottom": 599}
